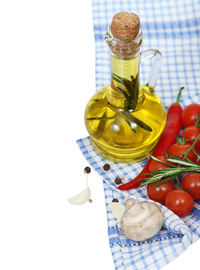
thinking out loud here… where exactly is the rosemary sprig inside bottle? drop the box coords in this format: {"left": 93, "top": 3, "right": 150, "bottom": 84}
{"left": 111, "top": 73, "right": 140, "bottom": 111}
{"left": 87, "top": 73, "right": 152, "bottom": 133}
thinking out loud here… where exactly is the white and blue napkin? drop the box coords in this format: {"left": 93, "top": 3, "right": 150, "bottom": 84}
{"left": 77, "top": 0, "right": 200, "bottom": 269}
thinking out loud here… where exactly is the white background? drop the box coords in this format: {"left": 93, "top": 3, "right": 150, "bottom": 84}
{"left": 0, "top": 0, "right": 199, "bottom": 269}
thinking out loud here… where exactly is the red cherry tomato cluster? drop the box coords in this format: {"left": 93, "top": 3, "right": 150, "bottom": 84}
{"left": 147, "top": 103, "right": 200, "bottom": 217}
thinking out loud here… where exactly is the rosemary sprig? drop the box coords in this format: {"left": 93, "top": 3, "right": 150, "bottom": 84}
{"left": 116, "top": 86, "right": 130, "bottom": 100}
{"left": 87, "top": 73, "right": 152, "bottom": 133}
{"left": 150, "top": 155, "right": 176, "bottom": 168}
{"left": 139, "top": 134, "right": 200, "bottom": 187}
{"left": 112, "top": 73, "right": 139, "bottom": 111}
{"left": 139, "top": 157, "right": 200, "bottom": 187}
{"left": 140, "top": 165, "right": 200, "bottom": 187}
{"left": 87, "top": 112, "right": 152, "bottom": 132}
{"left": 90, "top": 110, "right": 108, "bottom": 139}
{"left": 111, "top": 73, "right": 152, "bottom": 132}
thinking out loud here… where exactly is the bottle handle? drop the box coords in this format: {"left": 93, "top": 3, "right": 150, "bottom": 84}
{"left": 140, "top": 49, "right": 162, "bottom": 93}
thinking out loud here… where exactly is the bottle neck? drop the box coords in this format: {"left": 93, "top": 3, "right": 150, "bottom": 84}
{"left": 105, "top": 26, "right": 143, "bottom": 111}
{"left": 111, "top": 54, "right": 140, "bottom": 81}
{"left": 107, "top": 54, "right": 142, "bottom": 111}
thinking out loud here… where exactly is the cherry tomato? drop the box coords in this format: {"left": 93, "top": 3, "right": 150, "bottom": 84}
{"left": 165, "top": 189, "right": 194, "bottom": 217}
{"left": 181, "top": 104, "right": 200, "bottom": 127}
{"left": 149, "top": 155, "right": 173, "bottom": 173}
{"left": 182, "top": 173, "right": 200, "bottom": 200}
{"left": 182, "top": 126, "right": 200, "bottom": 152}
{"left": 167, "top": 143, "right": 197, "bottom": 162}
{"left": 147, "top": 180, "right": 175, "bottom": 204}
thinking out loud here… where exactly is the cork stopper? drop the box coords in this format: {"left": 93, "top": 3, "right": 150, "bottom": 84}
{"left": 105, "top": 11, "right": 142, "bottom": 58}
{"left": 111, "top": 11, "right": 140, "bottom": 41}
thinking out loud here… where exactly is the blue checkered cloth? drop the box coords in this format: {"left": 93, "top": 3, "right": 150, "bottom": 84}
{"left": 77, "top": 0, "right": 200, "bottom": 269}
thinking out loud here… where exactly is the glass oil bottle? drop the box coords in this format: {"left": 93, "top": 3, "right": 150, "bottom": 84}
{"left": 84, "top": 12, "right": 166, "bottom": 163}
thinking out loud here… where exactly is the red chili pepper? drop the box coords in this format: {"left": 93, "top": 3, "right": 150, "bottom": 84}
{"left": 118, "top": 87, "right": 184, "bottom": 191}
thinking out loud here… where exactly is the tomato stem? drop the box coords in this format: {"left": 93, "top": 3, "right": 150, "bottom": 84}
{"left": 175, "top": 177, "right": 182, "bottom": 190}
{"left": 176, "top": 135, "right": 186, "bottom": 145}
{"left": 183, "top": 134, "right": 200, "bottom": 159}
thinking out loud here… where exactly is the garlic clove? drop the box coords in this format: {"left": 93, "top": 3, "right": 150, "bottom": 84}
{"left": 68, "top": 186, "right": 91, "bottom": 205}
{"left": 108, "top": 202, "right": 126, "bottom": 223}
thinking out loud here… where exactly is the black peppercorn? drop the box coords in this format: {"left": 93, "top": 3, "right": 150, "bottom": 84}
{"left": 115, "top": 177, "right": 122, "bottom": 185}
{"left": 84, "top": 166, "right": 91, "bottom": 174}
{"left": 103, "top": 164, "right": 110, "bottom": 171}
{"left": 112, "top": 198, "right": 119, "bottom": 203}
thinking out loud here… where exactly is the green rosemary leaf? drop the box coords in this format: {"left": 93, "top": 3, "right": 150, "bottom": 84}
{"left": 175, "top": 177, "right": 182, "bottom": 189}
{"left": 153, "top": 178, "right": 172, "bottom": 186}
{"left": 140, "top": 179, "right": 159, "bottom": 186}
{"left": 151, "top": 155, "right": 176, "bottom": 168}
{"left": 184, "top": 134, "right": 200, "bottom": 157}
{"left": 117, "top": 76, "right": 134, "bottom": 98}
{"left": 112, "top": 74, "right": 124, "bottom": 85}
{"left": 126, "top": 123, "right": 136, "bottom": 133}
{"left": 112, "top": 74, "right": 134, "bottom": 98}
{"left": 121, "top": 112, "right": 152, "bottom": 132}
{"left": 165, "top": 150, "right": 169, "bottom": 158}
{"left": 140, "top": 174, "right": 175, "bottom": 187}
{"left": 123, "top": 79, "right": 135, "bottom": 98}
{"left": 140, "top": 172, "right": 152, "bottom": 176}
{"left": 119, "top": 111, "right": 136, "bottom": 133}
{"left": 131, "top": 74, "right": 140, "bottom": 110}
{"left": 167, "top": 157, "right": 199, "bottom": 167}
{"left": 116, "top": 86, "right": 130, "bottom": 100}
{"left": 90, "top": 110, "right": 108, "bottom": 139}
{"left": 112, "top": 73, "right": 139, "bottom": 111}
{"left": 154, "top": 173, "right": 180, "bottom": 186}
{"left": 112, "top": 74, "right": 133, "bottom": 100}
{"left": 124, "top": 99, "right": 131, "bottom": 111}
{"left": 87, "top": 116, "right": 115, "bottom": 120}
